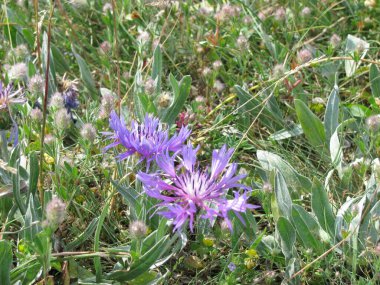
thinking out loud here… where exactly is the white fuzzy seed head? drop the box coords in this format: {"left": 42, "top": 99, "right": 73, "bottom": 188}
{"left": 28, "top": 74, "right": 45, "bottom": 94}
{"left": 213, "top": 80, "right": 225, "bottom": 93}
{"left": 366, "top": 115, "right": 380, "bottom": 132}
{"left": 50, "top": 92, "right": 65, "bottom": 109}
{"left": 8, "top": 62, "right": 28, "bottom": 81}
{"left": 137, "top": 31, "right": 150, "bottom": 43}
{"left": 297, "top": 48, "right": 313, "bottom": 64}
{"left": 80, "top": 123, "right": 97, "bottom": 141}
{"left": 129, "top": 220, "right": 148, "bottom": 239}
{"left": 46, "top": 196, "right": 66, "bottom": 227}
{"left": 102, "top": 3, "right": 112, "bottom": 13}
{"left": 157, "top": 92, "right": 173, "bottom": 108}
{"left": 44, "top": 134, "right": 55, "bottom": 145}
{"left": 263, "top": 182, "right": 273, "bottom": 193}
{"left": 312, "top": 97, "right": 325, "bottom": 105}
{"left": 301, "top": 7, "right": 311, "bottom": 17}
{"left": 30, "top": 108, "right": 43, "bottom": 122}
{"left": 274, "top": 7, "right": 286, "bottom": 21}
{"left": 201, "top": 67, "right": 212, "bottom": 77}
{"left": 364, "top": 0, "right": 376, "bottom": 8}
{"left": 55, "top": 109, "right": 71, "bottom": 130}
{"left": 212, "top": 60, "right": 223, "bottom": 70}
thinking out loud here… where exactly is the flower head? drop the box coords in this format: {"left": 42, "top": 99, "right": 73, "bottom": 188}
{"left": 99, "top": 41, "right": 111, "bottom": 54}
{"left": 366, "top": 115, "right": 380, "bottom": 132}
{"left": 104, "top": 111, "right": 191, "bottom": 165}
{"left": 30, "top": 108, "right": 43, "bottom": 122}
{"left": 157, "top": 92, "right": 173, "bottom": 108}
{"left": 55, "top": 108, "right": 72, "bottom": 130}
{"left": 212, "top": 60, "right": 223, "bottom": 70}
{"left": 301, "top": 7, "right": 311, "bottom": 17}
{"left": 272, "top": 64, "right": 285, "bottom": 78}
{"left": 274, "top": 7, "right": 286, "bottom": 21}
{"left": 137, "top": 144, "right": 257, "bottom": 232}
{"left": 50, "top": 92, "right": 65, "bottom": 109}
{"left": 297, "top": 48, "right": 313, "bottom": 64}
{"left": 8, "top": 63, "right": 28, "bottom": 81}
{"left": 28, "top": 74, "right": 44, "bottom": 94}
{"left": 228, "top": 262, "right": 237, "bottom": 272}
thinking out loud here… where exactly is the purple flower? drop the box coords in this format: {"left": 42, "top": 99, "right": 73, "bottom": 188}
{"left": 0, "top": 81, "right": 26, "bottom": 110}
{"left": 228, "top": 262, "right": 236, "bottom": 272}
{"left": 103, "top": 111, "right": 191, "bottom": 165}
{"left": 0, "top": 81, "right": 25, "bottom": 145}
{"left": 137, "top": 144, "right": 258, "bottom": 232}
{"left": 63, "top": 88, "right": 79, "bottom": 111}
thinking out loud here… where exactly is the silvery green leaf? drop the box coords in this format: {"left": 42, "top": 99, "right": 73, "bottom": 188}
{"left": 345, "top": 35, "right": 369, "bottom": 77}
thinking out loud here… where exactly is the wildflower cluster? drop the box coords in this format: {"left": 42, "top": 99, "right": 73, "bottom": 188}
{"left": 105, "top": 112, "right": 256, "bottom": 232}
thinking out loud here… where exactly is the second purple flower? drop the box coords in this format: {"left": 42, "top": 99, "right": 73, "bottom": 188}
{"left": 104, "top": 111, "right": 191, "bottom": 165}
{"left": 137, "top": 144, "right": 257, "bottom": 232}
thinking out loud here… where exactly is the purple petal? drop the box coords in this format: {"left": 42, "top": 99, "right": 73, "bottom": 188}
{"left": 181, "top": 143, "right": 199, "bottom": 171}
{"left": 210, "top": 145, "right": 234, "bottom": 179}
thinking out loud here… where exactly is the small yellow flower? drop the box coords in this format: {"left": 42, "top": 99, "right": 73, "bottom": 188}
{"left": 245, "top": 249, "right": 259, "bottom": 259}
{"left": 202, "top": 237, "right": 214, "bottom": 247}
{"left": 18, "top": 240, "right": 26, "bottom": 253}
{"left": 44, "top": 153, "right": 55, "bottom": 165}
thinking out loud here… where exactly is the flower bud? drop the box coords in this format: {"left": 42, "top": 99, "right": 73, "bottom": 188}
{"left": 102, "top": 3, "right": 112, "bottom": 13}
{"left": 45, "top": 196, "right": 66, "bottom": 227}
{"left": 330, "top": 34, "right": 341, "bottom": 48}
{"left": 80, "top": 123, "right": 97, "bottom": 141}
{"left": 99, "top": 41, "right": 111, "bottom": 54}
{"left": 301, "top": 7, "right": 311, "bottom": 17}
